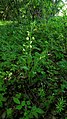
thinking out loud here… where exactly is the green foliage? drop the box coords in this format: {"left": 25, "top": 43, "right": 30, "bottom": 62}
{"left": 22, "top": 105, "right": 44, "bottom": 119}
{"left": 0, "top": 14, "right": 67, "bottom": 119}
{"left": 6, "top": 108, "right": 13, "bottom": 118}
{"left": 0, "top": 0, "right": 63, "bottom": 21}
{"left": 56, "top": 97, "right": 66, "bottom": 113}
{"left": 0, "top": 0, "right": 22, "bottom": 20}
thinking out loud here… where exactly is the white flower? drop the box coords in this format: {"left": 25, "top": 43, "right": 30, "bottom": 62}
{"left": 9, "top": 72, "right": 12, "bottom": 77}
{"left": 30, "top": 45, "right": 32, "bottom": 48}
{"left": 32, "top": 37, "right": 35, "bottom": 40}
{"left": 23, "top": 44, "right": 25, "bottom": 46}
{"left": 30, "top": 41, "right": 32, "bottom": 44}
{"left": 26, "top": 37, "right": 29, "bottom": 40}
{"left": 23, "top": 48, "right": 25, "bottom": 51}
{"left": 27, "top": 31, "right": 30, "bottom": 36}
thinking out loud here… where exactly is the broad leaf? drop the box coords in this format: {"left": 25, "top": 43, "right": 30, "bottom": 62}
{"left": 16, "top": 105, "right": 22, "bottom": 110}
{"left": 13, "top": 97, "right": 20, "bottom": 104}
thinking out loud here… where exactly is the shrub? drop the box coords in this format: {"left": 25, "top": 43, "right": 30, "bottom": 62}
{"left": 0, "top": 16, "right": 67, "bottom": 119}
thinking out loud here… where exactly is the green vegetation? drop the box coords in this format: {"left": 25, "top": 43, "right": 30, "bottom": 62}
{"left": 0, "top": 0, "right": 67, "bottom": 119}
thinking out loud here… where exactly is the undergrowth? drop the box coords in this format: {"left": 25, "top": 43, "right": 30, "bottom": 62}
{"left": 0, "top": 16, "right": 67, "bottom": 119}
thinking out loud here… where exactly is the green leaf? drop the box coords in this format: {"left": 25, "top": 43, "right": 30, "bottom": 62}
{"left": 22, "top": 66, "right": 29, "bottom": 70}
{"left": 16, "top": 105, "right": 22, "bottom": 110}
{"left": 31, "top": 111, "right": 38, "bottom": 118}
{"left": 36, "top": 108, "right": 44, "bottom": 114}
{"left": 15, "top": 93, "right": 21, "bottom": 99}
{"left": 65, "top": 117, "right": 67, "bottom": 119}
{"left": 27, "top": 101, "right": 31, "bottom": 105}
{"left": 13, "top": 97, "right": 20, "bottom": 104}
{"left": 21, "top": 101, "right": 26, "bottom": 106}
{"left": 7, "top": 108, "right": 12, "bottom": 117}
